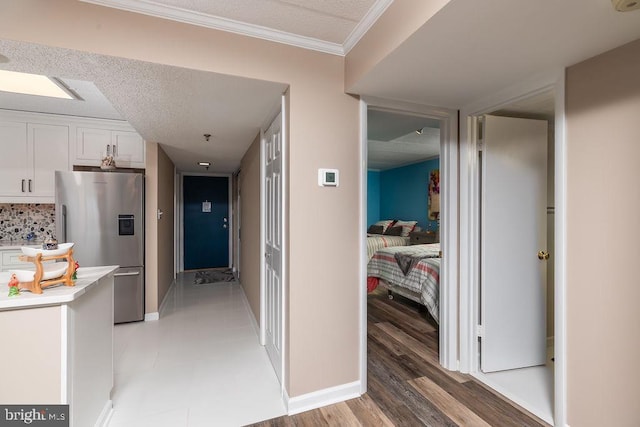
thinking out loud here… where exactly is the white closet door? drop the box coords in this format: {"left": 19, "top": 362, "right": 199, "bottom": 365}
{"left": 481, "top": 115, "right": 548, "bottom": 373}
{"left": 264, "top": 111, "right": 283, "bottom": 384}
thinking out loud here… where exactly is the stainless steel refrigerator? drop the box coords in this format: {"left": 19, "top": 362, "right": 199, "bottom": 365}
{"left": 55, "top": 171, "right": 144, "bottom": 323}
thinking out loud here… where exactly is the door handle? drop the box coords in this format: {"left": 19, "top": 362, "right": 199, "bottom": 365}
{"left": 537, "top": 250, "right": 549, "bottom": 260}
{"left": 21, "top": 179, "right": 25, "bottom": 192}
{"left": 113, "top": 144, "right": 117, "bottom": 157}
{"left": 28, "top": 179, "right": 32, "bottom": 192}
{"left": 114, "top": 271, "right": 141, "bottom": 277}
{"left": 106, "top": 144, "right": 111, "bottom": 156}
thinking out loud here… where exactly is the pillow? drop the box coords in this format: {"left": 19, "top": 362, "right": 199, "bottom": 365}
{"left": 367, "top": 225, "right": 384, "bottom": 234}
{"left": 383, "top": 226, "right": 403, "bottom": 236}
{"left": 374, "top": 219, "right": 396, "bottom": 233}
{"left": 394, "top": 220, "right": 418, "bottom": 237}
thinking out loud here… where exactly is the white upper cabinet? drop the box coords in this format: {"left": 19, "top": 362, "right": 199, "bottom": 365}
{"left": 0, "top": 120, "right": 29, "bottom": 197}
{"left": 112, "top": 131, "right": 145, "bottom": 166}
{"left": 75, "top": 127, "right": 145, "bottom": 168}
{"left": 76, "top": 127, "right": 111, "bottom": 161}
{"left": 0, "top": 110, "right": 145, "bottom": 203}
{"left": 0, "top": 120, "right": 68, "bottom": 202}
{"left": 31, "top": 123, "right": 70, "bottom": 198}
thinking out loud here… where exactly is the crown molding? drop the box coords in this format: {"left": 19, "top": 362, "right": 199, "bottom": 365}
{"left": 343, "top": 0, "right": 394, "bottom": 55}
{"left": 81, "top": 0, "right": 345, "bottom": 56}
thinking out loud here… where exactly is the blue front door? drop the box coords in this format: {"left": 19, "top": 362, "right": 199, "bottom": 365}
{"left": 183, "top": 175, "right": 229, "bottom": 270}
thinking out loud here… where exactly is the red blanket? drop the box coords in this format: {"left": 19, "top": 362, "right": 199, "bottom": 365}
{"left": 367, "top": 276, "right": 379, "bottom": 293}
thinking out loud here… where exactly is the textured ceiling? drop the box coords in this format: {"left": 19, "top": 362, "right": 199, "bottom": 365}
{"left": 81, "top": 0, "right": 388, "bottom": 54}
{"left": 367, "top": 109, "right": 440, "bottom": 170}
{"left": 349, "top": 0, "right": 640, "bottom": 109}
{"left": 3, "top": 1, "right": 639, "bottom": 175}
{"left": 0, "top": 39, "right": 286, "bottom": 173}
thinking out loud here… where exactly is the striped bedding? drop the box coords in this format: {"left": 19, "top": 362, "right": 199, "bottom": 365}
{"left": 367, "top": 244, "right": 441, "bottom": 323}
{"left": 366, "top": 235, "right": 409, "bottom": 261}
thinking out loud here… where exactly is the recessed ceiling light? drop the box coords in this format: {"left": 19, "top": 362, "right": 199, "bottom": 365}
{"left": 612, "top": 0, "right": 640, "bottom": 11}
{"left": 198, "top": 162, "right": 211, "bottom": 167}
{"left": 0, "top": 70, "right": 76, "bottom": 99}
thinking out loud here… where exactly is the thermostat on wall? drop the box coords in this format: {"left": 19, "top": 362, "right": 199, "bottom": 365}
{"left": 318, "top": 168, "right": 339, "bottom": 187}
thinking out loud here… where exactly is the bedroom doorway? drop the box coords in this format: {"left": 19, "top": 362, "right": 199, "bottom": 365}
{"left": 467, "top": 88, "right": 558, "bottom": 425}
{"left": 359, "top": 97, "right": 459, "bottom": 391}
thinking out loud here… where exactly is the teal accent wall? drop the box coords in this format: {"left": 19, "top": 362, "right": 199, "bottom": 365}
{"left": 368, "top": 158, "right": 439, "bottom": 230}
{"left": 367, "top": 170, "right": 381, "bottom": 226}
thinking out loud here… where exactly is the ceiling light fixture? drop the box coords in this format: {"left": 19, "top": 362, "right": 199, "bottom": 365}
{"left": 0, "top": 70, "right": 76, "bottom": 99}
{"left": 198, "top": 161, "right": 211, "bottom": 171}
{"left": 415, "top": 128, "right": 424, "bottom": 135}
{"left": 611, "top": 0, "right": 640, "bottom": 11}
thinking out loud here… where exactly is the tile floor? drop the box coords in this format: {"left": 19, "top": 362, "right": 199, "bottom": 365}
{"left": 107, "top": 271, "right": 287, "bottom": 427}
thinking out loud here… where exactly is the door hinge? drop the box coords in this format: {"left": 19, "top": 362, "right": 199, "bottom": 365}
{"left": 477, "top": 141, "right": 483, "bottom": 151}
{"left": 476, "top": 325, "right": 484, "bottom": 338}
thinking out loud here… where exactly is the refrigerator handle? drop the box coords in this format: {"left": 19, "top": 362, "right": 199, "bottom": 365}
{"left": 61, "top": 204, "right": 67, "bottom": 243}
{"left": 114, "top": 271, "right": 141, "bottom": 277}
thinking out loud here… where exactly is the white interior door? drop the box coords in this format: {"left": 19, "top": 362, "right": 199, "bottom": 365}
{"left": 264, "top": 111, "right": 283, "bottom": 383}
{"left": 481, "top": 115, "right": 548, "bottom": 373}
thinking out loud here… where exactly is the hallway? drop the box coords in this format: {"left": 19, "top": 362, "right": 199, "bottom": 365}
{"left": 108, "top": 271, "right": 286, "bottom": 426}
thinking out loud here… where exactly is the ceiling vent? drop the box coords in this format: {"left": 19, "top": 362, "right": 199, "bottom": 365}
{"left": 612, "top": 0, "right": 640, "bottom": 12}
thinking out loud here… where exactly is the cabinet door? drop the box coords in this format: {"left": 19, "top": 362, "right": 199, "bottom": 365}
{"left": 0, "top": 121, "right": 29, "bottom": 196}
{"left": 76, "top": 127, "right": 111, "bottom": 161}
{"left": 112, "top": 131, "right": 145, "bottom": 166}
{"left": 30, "top": 123, "right": 69, "bottom": 197}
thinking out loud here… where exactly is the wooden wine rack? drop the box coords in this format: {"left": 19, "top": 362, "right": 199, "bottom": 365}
{"left": 17, "top": 249, "right": 76, "bottom": 294}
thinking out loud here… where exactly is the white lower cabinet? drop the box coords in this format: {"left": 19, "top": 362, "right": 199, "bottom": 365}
{"left": 0, "top": 249, "right": 35, "bottom": 272}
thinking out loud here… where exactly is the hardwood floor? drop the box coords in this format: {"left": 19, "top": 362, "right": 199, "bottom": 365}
{"left": 249, "top": 289, "right": 549, "bottom": 427}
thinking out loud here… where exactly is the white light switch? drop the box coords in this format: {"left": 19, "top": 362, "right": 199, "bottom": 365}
{"left": 318, "top": 168, "right": 339, "bottom": 187}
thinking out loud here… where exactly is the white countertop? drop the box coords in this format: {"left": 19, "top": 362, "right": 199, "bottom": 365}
{"left": 0, "top": 266, "right": 118, "bottom": 310}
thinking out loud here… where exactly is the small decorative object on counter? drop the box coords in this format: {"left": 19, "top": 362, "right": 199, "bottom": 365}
{"left": 7, "top": 273, "right": 20, "bottom": 297}
{"left": 101, "top": 155, "right": 116, "bottom": 170}
{"left": 72, "top": 261, "right": 79, "bottom": 280}
{"left": 26, "top": 232, "right": 36, "bottom": 241}
{"left": 43, "top": 238, "right": 58, "bottom": 250}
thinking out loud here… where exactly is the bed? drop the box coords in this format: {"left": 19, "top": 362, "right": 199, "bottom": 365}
{"left": 366, "top": 219, "right": 418, "bottom": 261}
{"left": 366, "top": 234, "right": 409, "bottom": 261}
{"left": 367, "top": 243, "right": 441, "bottom": 324}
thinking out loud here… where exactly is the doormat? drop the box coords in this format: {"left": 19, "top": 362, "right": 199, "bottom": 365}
{"left": 194, "top": 269, "right": 236, "bottom": 284}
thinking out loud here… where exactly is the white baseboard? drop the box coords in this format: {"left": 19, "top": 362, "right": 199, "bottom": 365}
{"left": 144, "top": 312, "right": 159, "bottom": 321}
{"left": 238, "top": 283, "right": 259, "bottom": 336}
{"left": 286, "top": 381, "right": 362, "bottom": 415}
{"left": 144, "top": 279, "right": 176, "bottom": 322}
{"left": 95, "top": 399, "right": 113, "bottom": 427}
{"left": 158, "top": 279, "right": 176, "bottom": 317}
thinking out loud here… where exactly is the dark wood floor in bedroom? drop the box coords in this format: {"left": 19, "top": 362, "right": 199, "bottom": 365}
{"left": 248, "top": 288, "right": 549, "bottom": 427}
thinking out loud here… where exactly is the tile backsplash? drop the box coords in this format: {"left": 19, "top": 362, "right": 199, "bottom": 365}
{"left": 0, "top": 204, "right": 56, "bottom": 241}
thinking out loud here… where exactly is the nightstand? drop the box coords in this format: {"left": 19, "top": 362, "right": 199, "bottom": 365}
{"left": 409, "top": 231, "right": 438, "bottom": 245}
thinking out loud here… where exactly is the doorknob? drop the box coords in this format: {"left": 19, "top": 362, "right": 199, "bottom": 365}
{"left": 537, "top": 250, "right": 549, "bottom": 260}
